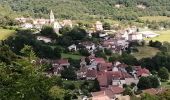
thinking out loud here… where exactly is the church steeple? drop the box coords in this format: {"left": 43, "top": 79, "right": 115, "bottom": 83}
{"left": 50, "top": 10, "right": 55, "bottom": 23}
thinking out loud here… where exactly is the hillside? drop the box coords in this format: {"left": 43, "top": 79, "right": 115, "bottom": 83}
{"left": 0, "top": 0, "right": 170, "bottom": 20}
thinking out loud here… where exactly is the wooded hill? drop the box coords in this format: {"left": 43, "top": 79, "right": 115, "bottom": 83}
{"left": 0, "top": 0, "right": 170, "bottom": 20}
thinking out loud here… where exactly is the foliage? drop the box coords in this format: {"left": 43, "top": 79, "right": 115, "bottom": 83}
{"left": 80, "top": 80, "right": 100, "bottom": 96}
{"left": 0, "top": 45, "right": 17, "bottom": 64}
{"left": 104, "top": 48, "right": 112, "bottom": 56}
{"left": 137, "top": 77, "right": 151, "bottom": 90}
{"left": 0, "top": 57, "right": 66, "bottom": 100}
{"left": 94, "top": 49, "right": 107, "bottom": 59}
{"left": 4, "top": 30, "right": 61, "bottom": 59}
{"left": 61, "top": 67, "right": 77, "bottom": 80}
{"left": 79, "top": 48, "right": 90, "bottom": 57}
{"left": 137, "top": 76, "right": 160, "bottom": 90}
{"left": 1, "top": 0, "right": 170, "bottom": 20}
{"left": 123, "top": 87, "right": 133, "bottom": 96}
{"left": 158, "top": 67, "right": 169, "bottom": 81}
{"left": 40, "top": 25, "right": 57, "bottom": 39}
{"left": 158, "top": 89, "right": 170, "bottom": 100}
{"left": 141, "top": 93, "right": 159, "bottom": 100}
{"left": 103, "top": 22, "right": 111, "bottom": 30}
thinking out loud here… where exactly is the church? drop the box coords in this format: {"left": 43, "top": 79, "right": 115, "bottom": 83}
{"left": 16, "top": 10, "right": 70, "bottom": 33}
{"left": 32, "top": 10, "right": 62, "bottom": 33}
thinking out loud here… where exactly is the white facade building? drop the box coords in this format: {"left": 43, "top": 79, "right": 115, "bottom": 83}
{"left": 95, "top": 21, "right": 103, "bottom": 31}
{"left": 128, "top": 33, "right": 143, "bottom": 41}
{"left": 37, "top": 36, "right": 52, "bottom": 43}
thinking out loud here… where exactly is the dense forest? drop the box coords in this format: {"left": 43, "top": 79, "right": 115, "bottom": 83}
{"left": 0, "top": 0, "right": 170, "bottom": 20}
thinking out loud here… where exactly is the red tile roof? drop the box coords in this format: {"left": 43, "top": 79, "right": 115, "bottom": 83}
{"left": 117, "top": 64, "right": 128, "bottom": 68}
{"left": 112, "top": 86, "right": 124, "bottom": 91}
{"left": 94, "top": 58, "right": 106, "bottom": 64}
{"left": 98, "top": 63, "right": 112, "bottom": 71}
{"left": 86, "top": 69, "right": 97, "bottom": 78}
{"left": 97, "top": 72, "right": 108, "bottom": 87}
{"left": 109, "top": 86, "right": 124, "bottom": 94}
{"left": 137, "top": 68, "right": 150, "bottom": 77}
{"left": 91, "top": 89, "right": 115, "bottom": 98}
{"left": 142, "top": 88, "right": 166, "bottom": 95}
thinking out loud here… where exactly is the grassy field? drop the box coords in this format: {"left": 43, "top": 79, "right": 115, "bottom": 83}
{"left": 161, "top": 81, "right": 170, "bottom": 89}
{"left": 132, "top": 46, "right": 160, "bottom": 60}
{"left": 61, "top": 53, "right": 82, "bottom": 60}
{"left": 145, "top": 30, "right": 170, "bottom": 42}
{"left": 0, "top": 29, "right": 16, "bottom": 40}
{"left": 139, "top": 16, "right": 170, "bottom": 22}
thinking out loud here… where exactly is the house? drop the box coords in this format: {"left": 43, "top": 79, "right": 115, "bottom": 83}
{"left": 60, "top": 20, "right": 73, "bottom": 28}
{"left": 99, "top": 32, "right": 108, "bottom": 38}
{"left": 128, "top": 32, "right": 143, "bottom": 41}
{"left": 136, "top": 67, "right": 150, "bottom": 77}
{"left": 125, "top": 78, "right": 139, "bottom": 85}
{"left": 52, "top": 59, "right": 70, "bottom": 75}
{"left": 142, "top": 88, "right": 166, "bottom": 95}
{"left": 97, "top": 71, "right": 132, "bottom": 87}
{"left": 68, "top": 44, "right": 77, "bottom": 51}
{"left": 86, "top": 69, "right": 97, "bottom": 80}
{"left": 77, "top": 67, "right": 88, "bottom": 79}
{"left": 97, "top": 71, "right": 108, "bottom": 88}
{"left": 115, "top": 4, "right": 123, "bottom": 8}
{"left": 91, "top": 58, "right": 106, "bottom": 66}
{"left": 95, "top": 21, "right": 103, "bottom": 31}
{"left": 137, "top": 5, "right": 146, "bottom": 9}
{"left": 91, "top": 86, "right": 124, "bottom": 100}
{"left": 109, "top": 85, "right": 124, "bottom": 95}
{"left": 80, "top": 42, "right": 96, "bottom": 52}
{"left": 37, "top": 36, "right": 52, "bottom": 43}
{"left": 91, "top": 89, "right": 115, "bottom": 100}
{"left": 139, "top": 31, "right": 160, "bottom": 38}
{"left": 53, "top": 21, "right": 62, "bottom": 33}
{"left": 98, "top": 62, "right": 113, "bottom": 71}
{"left": 21, "top": 23, "right": 33, "bottom": 29}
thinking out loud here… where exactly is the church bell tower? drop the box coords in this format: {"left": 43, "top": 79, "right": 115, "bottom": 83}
{"left": 50, "top": 10, "right": 55, "bottom": 24}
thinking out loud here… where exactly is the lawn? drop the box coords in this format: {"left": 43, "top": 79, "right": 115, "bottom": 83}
{"left": 145, "top": 30, "right": 170, "bottom": 42}
{"left": 139, "top": 16, "right": 170, "bottom": 22}
{"left": 132, "top": 46, "right": 160, "bottom": 60}
{"left": 161, "top": 81, "right": 170, "bottom": 89}
{"left": 0, "top": 29, "right": 16, "bottom": 40}
{"left": 61, "top": 53, "right": 82, "bottom": 60}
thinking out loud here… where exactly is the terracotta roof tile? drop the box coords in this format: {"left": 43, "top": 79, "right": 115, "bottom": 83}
{"left": 86, "top": 69, "right": 97, "bottom": 78}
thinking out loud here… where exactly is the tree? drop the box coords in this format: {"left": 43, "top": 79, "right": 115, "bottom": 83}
{"left": 123, "top": 87, "right": 133, "bottom": 96}
{"left": 63, "top": 82, "right": 75, "bottom": 90}
{"left": 137, "top": 76, "right": 160, "bottom": 90}
{"left": 104, "top": 48, "right": 112, "bottom": 56}
{"left": 158, "top": 67, "right": 169, "bottom": 81}
{"left": 121, "top": 53, "right": 138, "bottom": 65}
{"left": 61, "top": 67, "right": 77, "bottom": 80}
{"left": 20, "top": 45, "right": 36, "bottom": 61}
{"left": 49, "top": 86, "right": 66, "bottom": 100}
{"left": 79, "top": 48, "right": 90, "bottom": 57}
{"left": 0, "top": 45, "right": 17, "bottom": 64}
{"left": 95, "top": 49, "right": 107, "bottom": 59}
{"left": 91, "top": 79, "right": 100, "bottom": 92}
{"left": 103, "top": 22, "right": 111, "bottom": 30}
{"left": 59, "top": 26, "right": 72, "bottom": 34}
{"left": 109, "top": 53, "right": 121, "bottom": 62}
{"left": 148, "top": 76, "right": 160, "bottom": 88}
{"left": 141, "top": 93, "right": 159, "bottom": 100}
{"left": 137, "top": 77, "right": 151, "bottom": 90}
{"left": 67, "top": 27, "right": 87, "bottom": 40}
{"left": 40, "top": 25, "right": 57, "bottom": 39}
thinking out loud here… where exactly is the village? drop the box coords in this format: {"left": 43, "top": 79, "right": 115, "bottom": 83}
{"left": 14, "top": 10, "right": 168, "bottom": 100}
